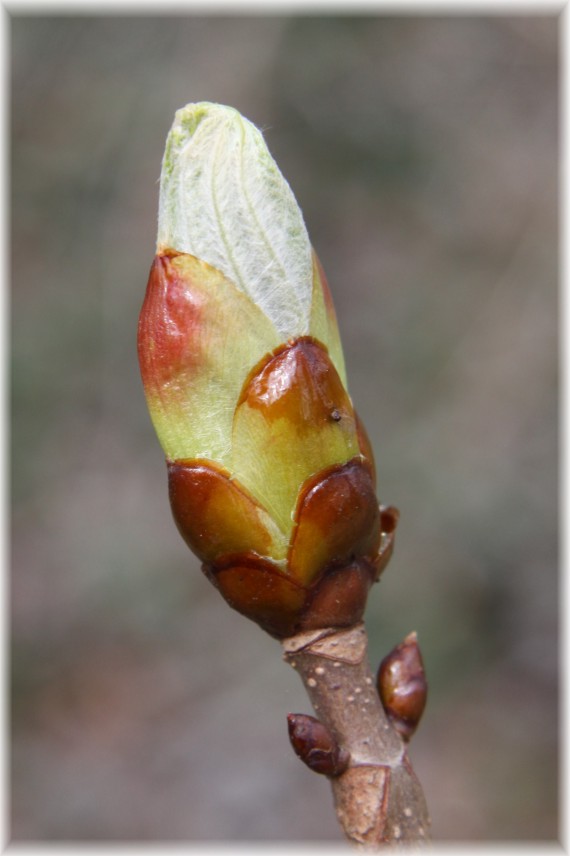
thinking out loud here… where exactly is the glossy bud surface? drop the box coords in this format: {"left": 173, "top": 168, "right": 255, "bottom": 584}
{"left": 377, "top": 632, "right": 427, "bottom": 741}
{"left": 287, "top": 713, "right": 349, "bottom": 777}
{"left": 138, "top": 104, "right": 399, "bottom": 639}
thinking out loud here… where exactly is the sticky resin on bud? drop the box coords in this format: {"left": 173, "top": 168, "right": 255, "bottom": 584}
{"left": 287, "top": 713, "right": 349, "bottom": 777}
{"left": 377, "top": 632, "right": 427, "bottom": 742}
{"left": 138, "top": 102, "right": 398, "bottom": 639}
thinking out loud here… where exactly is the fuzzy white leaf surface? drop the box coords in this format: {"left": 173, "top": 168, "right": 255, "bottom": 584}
{"left": 157, "top": 102, "right": 313, "bottom": 340}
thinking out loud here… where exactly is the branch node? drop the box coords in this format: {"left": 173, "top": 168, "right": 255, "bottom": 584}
{"left": 282, "top": 624, "right": 430, "bottom": 846}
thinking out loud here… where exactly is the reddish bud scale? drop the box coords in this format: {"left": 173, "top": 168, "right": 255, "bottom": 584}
{"left": 138, "top": 252, "right": 204, "bottom": 398}
{"left": 237, "top": 336, "right": 353, "bottom": 430}
{"left": 377, "top": 632, "right": 427, "bottom": 741}
{"left": 287, "top": 713, "right": 349, "bottom": 777}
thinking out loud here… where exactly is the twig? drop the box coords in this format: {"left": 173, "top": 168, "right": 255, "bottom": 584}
{"left": 282, "top": 623, "right": 430, "bottom": 848}
{"left": 138, "top": 103, "right": 431, "bottom": 845}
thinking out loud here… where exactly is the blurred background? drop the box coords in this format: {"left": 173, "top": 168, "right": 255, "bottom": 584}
{"left": 11, "top": 14, "right": 558, "bottom": 842}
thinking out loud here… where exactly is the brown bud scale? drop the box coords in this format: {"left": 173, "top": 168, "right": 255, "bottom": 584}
{"left": 377, "top": 632, "right": 427, "bottom": 741}
{"left": 287, "top": 713, "right": 349, "bottom": 777}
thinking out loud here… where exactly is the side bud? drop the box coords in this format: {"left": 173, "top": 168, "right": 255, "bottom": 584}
{"left": 377, "top": 632, "right": 427, "bottom": 742}
{"left": 287, "top": 713, "right": 349, "bottom": 777}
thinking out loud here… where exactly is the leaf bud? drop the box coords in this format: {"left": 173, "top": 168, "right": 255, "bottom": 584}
{"left": 287, "top": 713, "right": 349, "bottom": 777}
{"left": 138, "top": 103, "right": 398, "bottom": 638}
{"left": 377, "top": 632, "right": 427, "bottom": 741}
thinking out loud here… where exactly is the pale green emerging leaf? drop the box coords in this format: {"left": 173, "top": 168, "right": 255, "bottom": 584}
{"left": 157, "top": 102, "right": 313, "bottom": 339}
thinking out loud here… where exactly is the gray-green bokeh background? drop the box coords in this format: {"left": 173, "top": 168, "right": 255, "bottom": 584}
{"left": 11, "top": 14, "right": 558, "bottom": 841}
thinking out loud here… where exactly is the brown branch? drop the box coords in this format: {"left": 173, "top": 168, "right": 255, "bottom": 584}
{"left": 282, "top": 623, "right": 431, "bottom": 848}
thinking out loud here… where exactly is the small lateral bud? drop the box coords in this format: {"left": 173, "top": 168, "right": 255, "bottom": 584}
{"left": 377, "top": 631, "right": 427, "bottom": 742}
{"left": 379, "top": 504, "right": 399, "bottom": 535}
{"left": 287, "top": 713, "right": 349, "bottom": 777}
